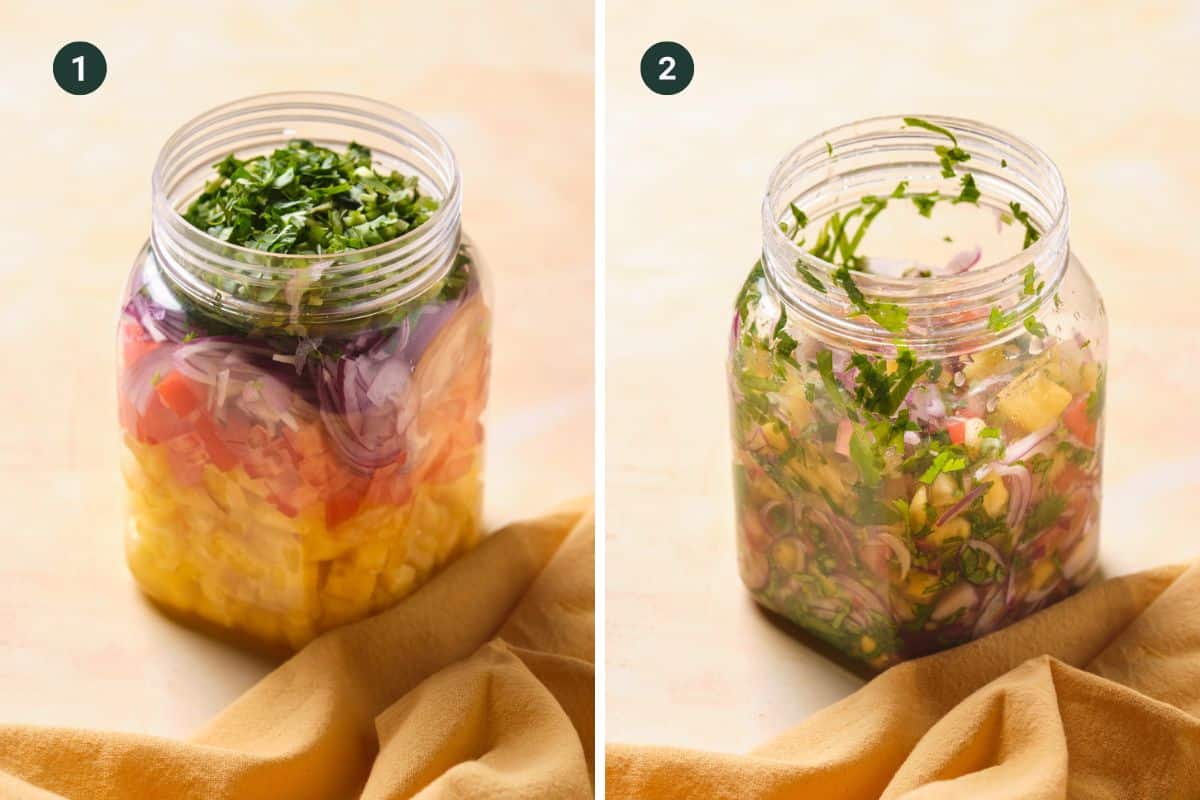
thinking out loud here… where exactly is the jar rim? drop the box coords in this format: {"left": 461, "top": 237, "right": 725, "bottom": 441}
{"left": 760, "top": 114, "right": 1071, "bottom": 349}
{"left": 149, "top": 91, "right": 463, "bottom": 325}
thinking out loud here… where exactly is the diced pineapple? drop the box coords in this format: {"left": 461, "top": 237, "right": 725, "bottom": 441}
{"left": 908, "top": 486, "right": 928, "bottom": 528}
{"left": 963, "top": 417, "right": 988, "bottom": 456}
{"left": 906, "top": 570, "right": 940, "bottom": 600}
{"left": 930, "top": 473, "right": 957, "bottom": 508}
{"left": 322, "top": 558, "right": 378, "bottom": 605}
{"left": 761, "top": 420, "right": 790, "bottom": 452}
{"left": 964, "top": 347, "right": 1006, "bottom": 381}
{"left": 983, "top": 478, "right": 1009, "bottom": 518}
{"left": 1031, "top": 557, "right": 1057, "bottom": 590}
{"left": 778, "top": 381, "right": 814, "bottom": 430}
{"left": 995, "top": 369, "right": 1072, "bottom": 432}
{"left": 927, "top": 517, "right": 969, "bottom": 546}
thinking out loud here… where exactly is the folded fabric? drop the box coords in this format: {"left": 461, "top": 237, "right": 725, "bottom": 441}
{"left": 609, "top": 561, "right": 1200, "bottom": 799}
{"left": 0, "top": 502, "right": 595, "bottom": 800}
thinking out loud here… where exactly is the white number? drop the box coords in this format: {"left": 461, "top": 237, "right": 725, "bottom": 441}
{"left": 658, "top": 56, "right": 676, "bottom": 81}
{"left": 72, "top": 55, "right": 84, "bottom": 82}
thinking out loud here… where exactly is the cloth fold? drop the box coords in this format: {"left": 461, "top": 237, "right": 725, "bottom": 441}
{"left": 609, "top": 561, "right": 1200, "bottom": 799}
{"left": 0, "top": 502, "right": 595, "bottom": 800}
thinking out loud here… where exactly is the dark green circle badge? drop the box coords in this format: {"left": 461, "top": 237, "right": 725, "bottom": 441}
{"left": 640, "top": 42, "right": 693, "bottom": 96}
{"left": 53, "top": 42, "right": 107, "bottom": 95}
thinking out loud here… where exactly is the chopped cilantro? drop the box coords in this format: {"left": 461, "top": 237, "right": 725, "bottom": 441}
{"left": 832, "top": 266, "right": 908, "bottom": 333}
{"left": 955, "top": 173, "right": 980, "bottom": 205}
{"left": 849, "top": 428, "right": 882, "bottom": 487}
{"left": 987, "top": 306, "right": 1013, "bottom": 332}
{"left": 919, "top": 448, "right": 968, "bottom": 484}
{"left": 1008, "top": 201, "right": 1041, "bottom": 249}
{"left": 796, "top": 260, "right": 827, "bottom": 293}
{"left": 1023, "top": 316, "right": 1048, "bottom": 338}
{"left": 183, "top": 139, "right": 437, "bottom": 254}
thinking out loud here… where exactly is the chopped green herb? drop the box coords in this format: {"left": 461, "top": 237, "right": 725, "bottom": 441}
{"left": 1023, "top": 316, "right": 1048, "bottom": 338}
{"left": 826, "top": 141, "right": 834, "bottom": 156}
{"left": 987, "top": 306, "right": 1013, "bottom": 332}
{"left": 955, "top": 173, "right": 980, "bottom": 205}
{"left": 183, "top": 139, "right": 437, "bottom": 254}
{"left": 920, "top": 449, "right": 968, "bottom": 484}
{"left": 902, "top": 117, "right": 958, "bottom": 145}
{"left": 833, "top": 266, "right": 908, "bottom": 333}
{"left": 796, "top": 260, "right": 827, "bottom": 293}
{"left": 1026, "top": 494, "right": 1067, "bottom": 532}
{"left": 1021, "top": 264, "right": 1044, "bottom": 297}
{"left": 1008, "top": 201, "right": 1041, "bottom": 249}
{"left": 849, "top": 428, "right": 882, "bottom": 487}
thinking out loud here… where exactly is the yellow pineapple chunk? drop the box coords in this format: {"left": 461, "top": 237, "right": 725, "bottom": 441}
{"left": 996, "top": 370, "right": 1071, "bottom": 432}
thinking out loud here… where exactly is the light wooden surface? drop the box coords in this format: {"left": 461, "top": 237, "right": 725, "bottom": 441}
{"left": 0, "top": 0, "right": 592, "bottom": 737}
{"left": 606, "top": 0, "right": 1200, "bottom": 751}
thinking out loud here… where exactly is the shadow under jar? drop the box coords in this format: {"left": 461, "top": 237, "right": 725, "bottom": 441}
{"left": 728, "top": 115, "right": 1106, "bottom": 669}
{"left": 117, "top": 93, "right": 490, "bottom": 650}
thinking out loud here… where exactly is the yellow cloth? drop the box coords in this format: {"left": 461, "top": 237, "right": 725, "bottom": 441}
{"left": 0, "top": 503, "right": 594, "bottom": 799}
{"left": 609, "top": 562, "right": 1200, "bottom": 799}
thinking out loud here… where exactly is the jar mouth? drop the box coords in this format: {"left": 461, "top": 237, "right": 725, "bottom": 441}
{"left": 150, "top": 91, "right": 462, "bottom": 325}
{"left": 761, "top": 114, "right": 1070, "bottom": 350}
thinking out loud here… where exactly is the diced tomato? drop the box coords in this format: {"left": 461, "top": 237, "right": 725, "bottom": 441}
{"left": 155, "top": 372, "right": 201, "bottom": 418}
{"left": 136, "top": 393, "right": 190, "bottom": 444}
{"left": 283, "top": 424, "right": 326, "bottom": 459}
{"left": 193, "top": 416, "right": 238, "bottom": 472}
{"left": 1063, "top": 395, "right": 1096, "bottom": 447}
{"left": 946, "top": 417, "right": 967, "bottom": 445}
{"left": 1054, "top": 463, "right": 1089, "bottom": 496}
{"left": 119, "top": 320, "right": 157, "bottom": 367}
{"left": 325, "top": 478, "right": 369, "bottom": 529}
{"left": 163, "top": 433, "right": 207, "bottom": 486}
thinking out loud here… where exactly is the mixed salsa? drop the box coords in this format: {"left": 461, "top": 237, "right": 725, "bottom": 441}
{"left": 729, "top": 119, "right": 1103, "bottom": 668}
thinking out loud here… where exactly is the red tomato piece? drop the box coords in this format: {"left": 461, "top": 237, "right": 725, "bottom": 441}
{"left": 946, "top": 417, "right": 967, "bottom": 445}
{"left": 325, "top": 478, "right": 369, "bottom": 529}
{"left": 1062, "top": 395, "right": 1096, "bottom": 447}
{"left": 193, "top": 416, "right": 238, "bottom": 472}
{"left": 155, "top": 372, "right": 201, "bottom": 418}
{"left": 136, "top": 393, "right": 191, "bottom": 444}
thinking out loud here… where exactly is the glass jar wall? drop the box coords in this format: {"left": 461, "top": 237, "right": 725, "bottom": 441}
{"left": 117, "top": 93, "right": 490, "bottom": 650}
{"left": 727, "top": 116, "right": 1105, "bottom": 669}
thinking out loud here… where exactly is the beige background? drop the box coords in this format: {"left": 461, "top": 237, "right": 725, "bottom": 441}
{"left": 0, "top": 1, "right": 592, "bottom": 736}
{"left": 606, "top": 1, "right": 1200, "bottom": 750}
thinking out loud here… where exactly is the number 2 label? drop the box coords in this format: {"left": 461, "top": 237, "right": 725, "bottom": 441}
{"left": 658, "top": 56, "right": 676, "bottom": 81}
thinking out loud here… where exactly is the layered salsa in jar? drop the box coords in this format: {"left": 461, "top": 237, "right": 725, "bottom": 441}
{"left": 728, "top": 116, "right": 1105, "bottom": 669}
{"left": 118, "top": 94, "right": 489, "bottom": 649}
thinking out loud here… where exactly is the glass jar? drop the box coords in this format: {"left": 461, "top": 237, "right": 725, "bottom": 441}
{"left": 117, "top": 93, "right": 490, "bottom": 650}
{"left": 727, "top": 116, "right": 1105, "bottom": 669}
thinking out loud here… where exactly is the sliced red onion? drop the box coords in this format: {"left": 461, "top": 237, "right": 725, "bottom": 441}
{"left": 962, "top": 538, "right": 1005, "bottom": 568}
{"left": 903, "top": 430, "right": 921, "bottom": 449}
{"left": 975, "top": 462, "right": 1033, "bottom": 529}
{"left": 931, "top": 582, "right": 978, "bottom": 621}
{"left": 907, "top": 384, "right": 946, "bottom": 423}
{"left": 759, "top": 500, "right": 793, "bottom": 538}
{"left": 875, "top": 532, "right": 912, "bottom": 580}
{"left": 942, "top": 245, "right": 982, "bottom": 275}
{"left": 365, "top": 358, "right": 412, "bottom": 406}
{"left": 935, "top": 482, "right": 989, "bottom": 527}
{"left": 1003, "top": 423, "right": 1057, "bottom": 464}
{"left": 973, "top": 588, "right": 1007, "bottom": 637}
{"left": 833, "top": 574, "right": 889, "bottom": 616}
